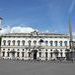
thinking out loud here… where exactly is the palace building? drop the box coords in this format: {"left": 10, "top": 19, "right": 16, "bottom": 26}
{"left": 0, "top": 31, "right": 70, "bottom": 60}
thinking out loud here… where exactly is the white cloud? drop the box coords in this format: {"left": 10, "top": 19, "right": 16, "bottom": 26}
{"left": 0, "top": 26, "right": 38, "bottom": 35}
{"left": 10, "top": 26, "right": 35, "bottom": 33}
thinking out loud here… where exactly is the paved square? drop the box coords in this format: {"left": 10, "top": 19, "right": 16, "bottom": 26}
{"left": 0, "top": 60, "right": 75, "bottom": 75}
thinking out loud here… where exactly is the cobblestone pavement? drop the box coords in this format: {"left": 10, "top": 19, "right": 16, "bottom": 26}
{"left": 0, "top": 59, "right": 75, "bottom": 75}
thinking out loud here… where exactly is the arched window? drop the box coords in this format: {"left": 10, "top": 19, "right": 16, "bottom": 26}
{"left": 59, "top": 41, "right": 62, "bottom": 46}
{"left": 17, "top": 40, "right": 20, "bottom": 46}
{"left": 39, "top": 39, "right": 44, "bottom": 46}
{"left": 45, "top": 40, "right": 48, "bottom": 46}
{"left": 64, "top": 41, "right": 67, "bottom": 46}
{"left": 28, "top": 40, "right": 31, "bottom": 46}
{"left": 22, "top": 40, "right": 25, "bottom": 46}
{"left": 8, "top": 40, "right": 11, "bottom": 46}
{"left": 54, "top": 49, "right": 59, "bottom": 58}
{"left": 12, "top": 40, "right": 15, "bottom": 46}
{"left": 50, "top": 41, "right": 53, "bottom": 46}
{"left": 33, "top": 40, "right": 37, "bottom": 45}
{"left": 3, "top": 40, "right": 6, "bottom": 46}
{"left": 55, "top": 41, "right": 58, "bottom": 46}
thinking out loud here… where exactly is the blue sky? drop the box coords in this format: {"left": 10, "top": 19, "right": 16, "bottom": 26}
{"left": 0, "top": 0, "right": 75, "bottom": 33}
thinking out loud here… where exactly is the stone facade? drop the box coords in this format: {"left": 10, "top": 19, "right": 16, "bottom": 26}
{"left": 0, "top": 31, "right": 70, "bottom": 60}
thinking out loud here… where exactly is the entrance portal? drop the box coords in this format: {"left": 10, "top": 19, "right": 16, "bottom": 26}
{"left": 32, "top": 50, "right": 37, "bottom": 60}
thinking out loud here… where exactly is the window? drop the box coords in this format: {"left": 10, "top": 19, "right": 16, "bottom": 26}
{"left": 39, "top": 39, "right": 44, "bottom": 45}
{"left": 3, "top": 49, "right": 5, "bottom": 51}
{"left": 28, "top": 40, "right": 31, "bottom": 46}
{"left": 8, "top": 49, "right": 10, "bottom": 51}
{"left": 59, "top": 41, "right": 62, "bottom": 46}
{"left": 50, "top": 52, "right": 53, "bottom": 58}
{"left": 22, "top": 40, "right": 25, "bottom": 46}
{"left": 2, "top": 52, "right": 5, "bottom": 57}
{"left": 46, "top": 49, "right": 48, "bottom": 51}
{"left": 7, "top": 52, "right": 10, "bottom": 57}
{"left": 12, "top": 40, "right": 15, "bottom": 46}
{"left": 45, "top": 41, "right": 48, "bottom": 46}
{"left": 17, "top": 52, "right": 20, "bottom": 57}
{"left": 22, "top": 52, "right": 24, "bottom": 57}
{"left": 64, "top": 41, "right": 67, "bottom": 46}
{"left": 51, "top": 49, "right": 52, "bottom": 51}
{"left": 50, "top": 41, "right": 53, "bottom": 46}
{"left": 22, "top": 49, "right": 24, "bottom": 51}
{"left": 45, "top": 52, "right": 48, "bottom": 58}
{"left": 33, "top": 40, "right": 37, "bottom": 45}
{"left": 17, "top": 49, "right": 19, "bottom": 51}
{"left": 8, "top": 40, "right": 11, "bottom": 46}
{"left": 60, "top": 50, "right": 63, "bottom": 57}
{"left": 55, "top": 41, "right": 58, "bottom": 46}
{"left": 28, "top": 52, "right": 31, "bottom": 57}
{"left": 39, "top": 52, "right": 41, "bottom": 57}
{"left": 17, "top": 40, "right": 20, "bottom": 46}
{"left": 3, "top": 40, "right": 6, "bottom": 46}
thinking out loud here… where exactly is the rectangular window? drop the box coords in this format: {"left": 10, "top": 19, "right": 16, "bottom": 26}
{"left": 50, "top": 52, "right": 53, "bottom": 58}
{"left": 22, "top": 52, "right": 24, "bottom": 57}
{"left": 7, "top": 52, "right": 10, "bottom": 57}
{"left": 17, "top": 52, "right": 20, "bottom": 57}
{"left": 45, "top": 52, "right": 48, "bottom": 58}
{"left": 39, "top": 52, "right": 41, "bottom": 57}
{"left": 28, "top": 52, "right": 31, "bottom": 57}
{"left": 2, "top": 52, "right": 5, "bottom": 57}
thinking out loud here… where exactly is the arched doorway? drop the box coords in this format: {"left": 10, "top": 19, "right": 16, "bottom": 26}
{"left": 10, "top": 50, "right": 16, "bottom": 59}
{"left": 32, "top": 50, "right": 37, "bottom": 60}
{"left": 53, "top": 49, "right": 59, "bottom": 60}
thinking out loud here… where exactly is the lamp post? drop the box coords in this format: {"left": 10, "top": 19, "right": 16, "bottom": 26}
{"left": 68, "top": 16, "right": 75, "bottom": 61}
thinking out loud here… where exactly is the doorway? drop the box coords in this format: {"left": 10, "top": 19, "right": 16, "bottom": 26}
{"left": 33, "top": 50, "right": 37, "bottom": 60}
